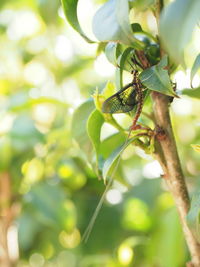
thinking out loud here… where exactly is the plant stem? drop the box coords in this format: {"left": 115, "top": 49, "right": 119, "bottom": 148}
{"left": 152, "top": 92, "right": 200, "bottom": 266}
{"left": 153, "top": 1, "right": 200, "bottom": 265}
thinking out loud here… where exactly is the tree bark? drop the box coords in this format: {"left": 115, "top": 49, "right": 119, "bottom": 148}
{"left": 152, "top": 0, "right": 200, "bottom": 265}
{"left": 152, "top": 92, "right": 200, "bottom": 267}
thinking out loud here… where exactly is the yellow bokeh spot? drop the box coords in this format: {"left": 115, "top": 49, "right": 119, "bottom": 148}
{"left": 158, "top": 192, "right": 174, "bottom": 210}
{"left": 58, "top": 165, "right": 73, "bottom": 178}
{"left": 59, "top": 229, "right": 81, "bottom": 249}
{"left": 70, "top": 173, "right": 86, "bottom": 189}
{"left": 42, "top": 243, "right": 54, "bottom": 259}
{"left": 61, "top": 200, "right": 77, "bottom": 231}
{"left": 123, "top": 198, "right": 151, "bottom": 231}
{"left": 22, "top": 158, "right": 44, "bottom": 184}
{"left": 118, "top": 244, "right": 134, "bottom": 265}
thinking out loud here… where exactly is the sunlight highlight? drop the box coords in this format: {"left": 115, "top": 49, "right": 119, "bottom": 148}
{"left": 172, "top": 97, "right": 192, "bottom": 115}
{"left": 94, "top": 54, "right": 115, "bottom": 77}
{"left": 7, "top": 10, "right": 41, "bottom": 40}
{"left": 143, "top": 160, "right": 163, "bottom": 178}
{"left": 59, "top": 229, "right": 81, "bottom": 249}
{"left": 29, "top": 253, "right": 45, "bottom": 267}
{"left": 24, "top": 61, "right": 49, "bottom": 86}
{"left": 54, "top": 35, "right": 73, "bottom": 62}
{"left": 106, "top": 189, "right": 122, "bottom": 205}
{"left": 118, "top": 244, "right": 134, "bottom": 265}
{"left": 0, "top": 113, "right": 15, "bottom": 134}
{"left": 7, "top": 225, "right": 19, "bottom": 261}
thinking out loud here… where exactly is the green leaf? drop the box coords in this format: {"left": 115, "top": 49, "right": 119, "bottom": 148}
{"left": 96, "top": 42, "right": 107, "bottom": 57}
{"left": 116, "top": 47, "right": 135, "bottom": 89}
{"left": 71, "top": 99, "right": 95, "bottom": 155}
{"left": 139, "top": 56, "right": 176, "bottom": 97}
{"left": 87, "top": 109, "right": 104, "bottom": 167}
{"left": 61, "top": 0, "right": 93, "bottom": 43}
{"left": 131, "top": 23, "right": 143, "bottom": 32}
{"left": 100, "top": 132, "right": 126, "bottom": 158}
{"left": 191, "top": 54, "right": 200, "bottom": 86}
{"left": 93, "top": 0, "right": 140, "bottom": 46}
{"left": 131, "top": 23, "right": 157, "bottom": 43}
{"left": 102, "top": 136, "right": 137, "bottom": 181}
{"left": 182, "top": 88, "right": 200, "bottom": 99}
{"left": 187, "top": 192, "right": 200, "bottom": 243}
{"left": 103, "top": 81, "right": 116, "bottom": 98}
{"left": 160, "top": 0, "right": 200, "bottom": 65}
{"left": 105, "top": 42, "right": 120, "bottom": 66}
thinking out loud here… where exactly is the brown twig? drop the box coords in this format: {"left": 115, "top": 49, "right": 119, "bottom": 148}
{"left": 150, "top": 1, "right": 200, "bottom": 265}
{"left": 152, "top": 92, "right": 200, "bottom": 266}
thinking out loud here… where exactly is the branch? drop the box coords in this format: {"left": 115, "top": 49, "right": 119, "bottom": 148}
{"left": 152, "top": 1, "right": 200, "bottom": 265}
{"left": 152, "top": 92, "right": 200, "bottom": 266}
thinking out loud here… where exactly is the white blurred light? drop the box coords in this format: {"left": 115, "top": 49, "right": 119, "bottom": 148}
{"left": 61, "top": 79, "right": 83, "bottom": 106}
{"left": 7, "top": 11, "right": 41, "bottom": 40}
{"left": 24, "top": 61, "right": 48, "bottom": 85}
{"left": 32, "top": 104, "right": 56, "bottom": 124}
{"left": 135, "top": 147, "right": 153, "bottom": 160}
{"left": 58, "top": 7, "right": 65, "bottom": 19}
{"left": 29, "top": 253, "right": 44, "bottom": 267}
{"left": 125, "top": 169, "right": 142, "bottom": 186}
{"left": 26, "top": 36, "right": 47, "bottom": 54}
{"left": 143, "top": 160, "right": 163, "bottom": 179}
{"left": 0, "top": 9, "right": 14, "bottom": 25}
{"left": 106, "top": 189, "right": 122, "bottom": 204}
{"left": 29, "top": 87, "right": 40, "bottom": 98}
{"left": 54, "top": 35, "right": 73, "bottom": 62}
{"left": 118, "top": 245, "right": 134, "bottom": 265}
{"left": 7, "top": 224, "right": 19, "bottom": 261}
{"left": 40, "top": 79, "right": 58, "bottom": 99}
{"left": 94, "top": 54, "right": 115, "bottom": 77}
{"left": 172, "top": 97, "right": 192, "bottom": 115}
{"left": 34, "top": 143, "right": 47, "bottom": 157}
{"left": 192, "top": 74, "right": 200, "bottom": 88}
{"left": 146, "top": 13, "right": 157, "bottom": 33}
{"left": 174, "top": 70, "right": 190, "bottom": 90}
{"left": 178, "top": 123, "right": 196, "bottom": 143}
{"left": 100, "top": 122, "right": 118, "bottom": 141}
{"left": 77, "top": 0, "right": 96, "bottom": 39}
{"left": 0, "top": 113, "right": 15, "bottom": 134}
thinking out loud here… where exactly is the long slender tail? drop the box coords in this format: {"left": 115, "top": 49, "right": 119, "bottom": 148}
{"left": 82, "top": 130, "right": 132, "bottom": 243}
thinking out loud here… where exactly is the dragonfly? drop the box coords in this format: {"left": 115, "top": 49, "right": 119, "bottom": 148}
{"left": 102, "top": 70, "right": 142, "bottom": 115}
{"left": 82, "top": 70, "right": 146, "bottom": 243}
{"left": 102, "top": 70, "right": 145, "bottom": 129}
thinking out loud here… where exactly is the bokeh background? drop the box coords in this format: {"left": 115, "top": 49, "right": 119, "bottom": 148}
{"left": 0, "top": 0, "right": 200, "bottom": 266}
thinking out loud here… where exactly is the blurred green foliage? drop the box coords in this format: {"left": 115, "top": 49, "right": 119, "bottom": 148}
{"left": 0, "top": 0, "right": 200, "bottom": 267}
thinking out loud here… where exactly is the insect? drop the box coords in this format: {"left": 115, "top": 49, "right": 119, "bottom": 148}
{"left": 82, "top": 69, "right": 147, "bottom": 242}
{"left": 102, "top": 70, "right": 139, "bottom": 114}
{"left": 102, "top": 69, "right": 144, "bottom": 129}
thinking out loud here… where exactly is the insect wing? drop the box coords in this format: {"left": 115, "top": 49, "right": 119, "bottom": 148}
{"left": 102, "top": 85, "right": 137, "bottom": 113}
